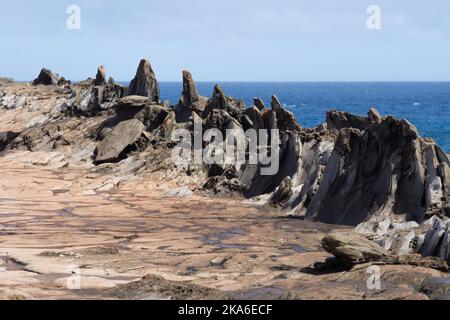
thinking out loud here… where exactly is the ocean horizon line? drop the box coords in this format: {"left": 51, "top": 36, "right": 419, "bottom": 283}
{"left": 12, "top": 80, "right": 450, "bottom": 84}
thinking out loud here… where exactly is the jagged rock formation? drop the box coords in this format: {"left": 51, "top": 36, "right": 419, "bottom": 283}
{"left": 95, "top": 119, "right": 146, "bottom": 164}
{"left": 175, "top": 70, "right": 207, "bottom": 122}
{"left": 127, "top": 59, "right": 160, "bottom": 103}
{"left": 33, "top": 68, "right": 69, "bottom": 86}
{"left": 61, "top": 67, "right": 125, "bottom": 117}
{"left": 1, "top": 61, "right": 449, "bottom": 264}
{"left": 322, "top": 231, "right": 390, "bottom": 264}
{"left": 95, "top": 65, "right": 107, "bottom": 86}
{"left": 253, "top": 98, "right": 266, "bottom": 111}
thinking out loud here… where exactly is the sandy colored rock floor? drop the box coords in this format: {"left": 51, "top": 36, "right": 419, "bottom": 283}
{"left": 0, "top": 157, "right": 448, "bottom": 300}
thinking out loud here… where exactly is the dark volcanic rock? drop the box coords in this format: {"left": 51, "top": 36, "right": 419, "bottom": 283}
{"left": 304, "top": 115, "right": 448, "bottom": 226}
{"left": 95, "top": 66, "right": 107, "bottom": 86}
{"left": 33, "top": 68, "right": 69, "bottom": 86}
{"left": 271, "top": 96, "right": 301, "bottom": 132}
{"left": 203, "top": 84, "right": 246, "bottom": 123}
{"left": 0, "top": 132, "right": 20, "bottom": 152}
{"left": 181, "top": 70, "right": 199, "bottom": 107}
{"left": 326, "top": 110, "right": 370, "bottom": 132}
{"left": 175, "top": 71, "right": 207, "bottom": 123}
{"left": 95, "top": 119, "right": 146, "bottom": 164}
{"left": 62, "top": 81, "right": 125, "bottom": 116}
{"left": 109, "top": 96, "right": 169, "bottom": 132}
{"left": 127, "top": 59, "right": 160, "bottom": 103}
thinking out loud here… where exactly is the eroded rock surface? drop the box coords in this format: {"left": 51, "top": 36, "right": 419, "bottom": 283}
{"left": 95, "top": 119, "right": 146, "bottom": 164}
{"left": 0, "top": 60, "right": 449, "bottom": 300}
{"left": 127, "top": 59, "right": 160, "bottom": 103}
{"left": 33, "top": 68, "right": 69, "bottom": 86}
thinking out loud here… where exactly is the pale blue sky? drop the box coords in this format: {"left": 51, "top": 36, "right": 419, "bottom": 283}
{"left": 1, "top": 0, "right": 450, "bottom": 81}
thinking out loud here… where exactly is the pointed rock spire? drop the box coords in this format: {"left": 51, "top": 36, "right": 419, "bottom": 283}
{"left": 127, "top": 59, "right": 160, "bottom": 103}
{"left": 95, "top": 65, "right": 107, "bottom": 86}
{"left": 175, "top": 70, "right": 206, "bottom": 123}
{"left": 253, "top": 97, "right": 266, "bottom": 111}
{"left": 182, "top": 70, "right": 199, "bottom": 106}
{"left": 211, "top": 84, "right": 228, "bottom": 109}
{"left": 270, "top": 95, "right": 301, "bottom": 132}
{"left": 368, "top": 107, "right": 382, "bottom": 123}
{"left": 271, "top": 95, "right": 283, "bottom": 112}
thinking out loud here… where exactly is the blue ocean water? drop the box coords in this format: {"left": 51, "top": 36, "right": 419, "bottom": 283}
{"left": 154, "top": 82, "right": 450, "bottom": 151}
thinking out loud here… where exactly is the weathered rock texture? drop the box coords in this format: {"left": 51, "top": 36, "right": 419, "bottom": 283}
{"left": 33, "top": 68, "right": 69, "bottom": 86}
{"left": 127, "top": 59, "right": 160, "bottom": 103}
{"left": 60, "top": 67, "right": 125, "bottom": 116}
{"left": 321, "top": 231, "right": 448, "bottom": 271}
{"left": 95, "top": 65, "right": 107, "bottom": 86}
{"left": 175, "top": 70, "right": 207, "bottom": 122}
{"left": 95, "top": 119, "right": 146, "bottom": 164}
{"left": 322, "top": 231, "right": 390, "bottom": 264}
{"left": 1, "top": 61, "right": 449, "bottom": 265}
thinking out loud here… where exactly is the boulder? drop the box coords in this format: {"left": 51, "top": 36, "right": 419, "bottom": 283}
{"left": 322, "top": 231, "right": 390, "bottom": 264}
{"left": 127, "top": 59, "right": 160, "bottom": 103}
{"left": 33, "top": 68, "right": 68, "bottom": 86}
{"left": 112, "top": 96, "right": 169, "bottom": 132}
{"left": 94, "top": 65, "right": 107, "bottom": 86}
{"left": 95, "top": 119, "right": 146, "bottom": 164}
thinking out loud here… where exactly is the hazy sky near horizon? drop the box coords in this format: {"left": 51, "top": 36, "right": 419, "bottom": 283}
{"left": 1, "top": 0, "right": 450, "bottom": 81}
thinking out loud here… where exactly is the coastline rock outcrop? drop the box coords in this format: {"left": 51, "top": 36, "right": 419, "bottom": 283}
{"left": 33, "top": 68, "right": 69, "bottom": 86}
{"left": 127, "top": 59, "right": 160, "bottom": 103}
{"left": 61, "top": 67, "right": 125, "bottom": 117}
{"left": 175, "top": 71, "right": 207, "bottom": 123}
{"left": 1, "top": 60, "right": 449, "bottom": 264}
{"left": 253, "top": 98, "right": 266, "bottom": 111}
{"left": 95, "top": 119, "right": 146, "bottom": 164}
{"left": 273, "top": 110, "right": 450, "bottom": 230}
{"left": 95, "top": 66, "right": 107, "bottom": 86}
{"left": 111, "top": 96, "right": 169, "bottom": 132}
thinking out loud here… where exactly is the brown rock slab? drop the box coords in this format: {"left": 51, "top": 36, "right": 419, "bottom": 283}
{"left": 95, "top": 119, "right": 145, "bottom": 164}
